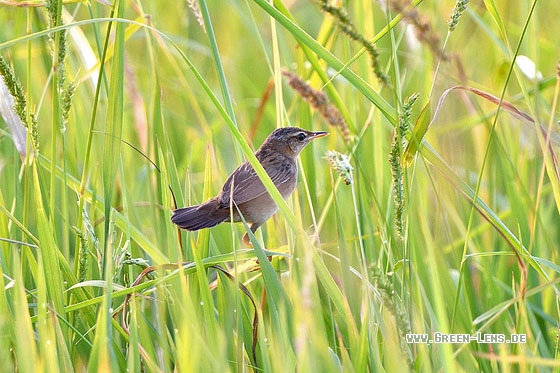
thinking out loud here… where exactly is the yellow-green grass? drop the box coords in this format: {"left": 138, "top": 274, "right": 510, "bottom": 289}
{"left": 0, "top": 0, "right": 558, "bottom": 371}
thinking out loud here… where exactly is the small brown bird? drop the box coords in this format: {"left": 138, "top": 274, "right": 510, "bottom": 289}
{"left": 171, "top": 127, "right": 328, "bottom": 245}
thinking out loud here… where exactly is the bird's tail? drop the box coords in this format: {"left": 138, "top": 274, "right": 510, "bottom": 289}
{"left": 171, "top": 199, "right": 228, "bottom": 231}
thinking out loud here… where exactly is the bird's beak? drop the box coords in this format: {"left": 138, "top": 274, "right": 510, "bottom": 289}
{"left": 310, "top": 131, "right": 329, "bottom": 139}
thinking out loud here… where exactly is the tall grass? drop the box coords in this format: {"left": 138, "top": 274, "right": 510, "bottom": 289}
{"left": 0, "top": 0, "right": 558, "bottom": 371}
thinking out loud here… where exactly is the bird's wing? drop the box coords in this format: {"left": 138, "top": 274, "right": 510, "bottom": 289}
{"left": 217, "top": 158, "right": 296, "bottom": 208}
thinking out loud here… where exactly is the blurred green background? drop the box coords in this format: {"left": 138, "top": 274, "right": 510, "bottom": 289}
{"left": 0, "top": 0, "right": 558, "bottom": 371}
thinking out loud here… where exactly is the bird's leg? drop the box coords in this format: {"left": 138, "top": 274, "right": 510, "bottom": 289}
{"left": 242, "top": 232, "right": 253, "bottom": 247}
{"left": 243, "top": 223, "right": 273, "bottom": 264}
{"left": 242, "top": 223, "right": 261, "bottom": 248}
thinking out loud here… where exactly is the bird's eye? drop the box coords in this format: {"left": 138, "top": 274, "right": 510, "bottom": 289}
{"left": 296, "top": 133, "right": 306, "bottom": 141}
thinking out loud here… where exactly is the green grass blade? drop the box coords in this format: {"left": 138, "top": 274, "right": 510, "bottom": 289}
{"left": 89, "top": 0, "right": 125, "bottom": 369}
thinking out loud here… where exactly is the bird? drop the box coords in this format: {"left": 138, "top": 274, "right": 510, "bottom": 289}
{"left": 171, "top": 127, "right": 329, "bottom": 246}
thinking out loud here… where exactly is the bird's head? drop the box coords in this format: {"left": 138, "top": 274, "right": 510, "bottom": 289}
{"left": 263, "top": 127, "right": 329, "bottom": 157}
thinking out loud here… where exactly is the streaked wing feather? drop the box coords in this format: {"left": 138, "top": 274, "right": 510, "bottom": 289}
{"left": 217, "top": 159, "right": 295, "bottom": 207}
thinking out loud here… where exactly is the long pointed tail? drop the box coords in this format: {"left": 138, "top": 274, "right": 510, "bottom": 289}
{"left": 171, "top": 199, "right": 228, "bottom": 231}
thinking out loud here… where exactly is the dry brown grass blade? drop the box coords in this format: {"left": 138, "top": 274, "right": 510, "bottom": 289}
{"left": 424, "top": 85, "right": 559, "bottom": 186}
{"left": 249, "top": 77, "right": 275, "bottom": 143}
{"left": 467, "top": 87, "right": 534, "bottom": 123}
{"left": 466, "top": 86, "right": 560, "bottom": 188}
